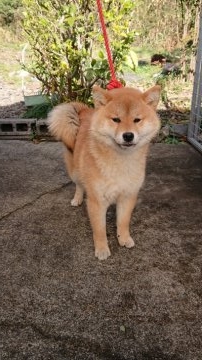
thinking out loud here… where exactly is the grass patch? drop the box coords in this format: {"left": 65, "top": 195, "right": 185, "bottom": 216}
{"left": 133, "top": 46, "right": 154, "bottom": 61}
{"left": 135, "top": 64, "right": 161, "bottom": 85}
{"left": 0, "top": 26, "right": 24, "bottom": 85}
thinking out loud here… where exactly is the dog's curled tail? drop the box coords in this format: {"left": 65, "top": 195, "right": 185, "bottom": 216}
{"left": 48, "top": 102, "right": 89, "bottom": 151}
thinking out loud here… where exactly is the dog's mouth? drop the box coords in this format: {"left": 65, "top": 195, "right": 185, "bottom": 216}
{"left": 119, "top": 142, "right": 136, "bottom": 149}
{"left": 113, "top": 137, "right": 137, "bottom": 149}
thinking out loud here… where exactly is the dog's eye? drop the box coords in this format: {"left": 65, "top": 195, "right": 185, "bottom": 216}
{"left": 112, "top": 117, "right": 121, "bottom": 123}
{"left": 134, "top": 118, "right": 141, "bottom": 123}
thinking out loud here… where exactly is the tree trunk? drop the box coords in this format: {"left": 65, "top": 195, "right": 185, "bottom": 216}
{"left": 188, "top": 3, "right": 201, "bottom": 81}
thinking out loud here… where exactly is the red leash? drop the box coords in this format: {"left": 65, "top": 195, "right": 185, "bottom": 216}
{"left": 96, "top": 0, "right": 123, "bottom": 90}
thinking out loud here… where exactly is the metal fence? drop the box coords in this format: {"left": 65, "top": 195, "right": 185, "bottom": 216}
{"left": 188, "top": 13, "right": 202, "bottom": 153}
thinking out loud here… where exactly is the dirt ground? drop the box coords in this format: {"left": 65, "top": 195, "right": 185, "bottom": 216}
{"left": 0, "top": 79, "right": 26, "bottom": 118}
{"left": 0, "top": 140, "right": 202, "bottom": 360}
{"left": 1, "top": 59, "right": 201, "bottom": 359}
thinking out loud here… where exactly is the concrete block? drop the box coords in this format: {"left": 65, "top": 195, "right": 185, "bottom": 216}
{"left": 0, "top": 118, "right": 36, "bottom": 137}
{"left": 170, "top": 123, "right": 188, "bottom": 137}
{"left": 36, "top": 119, "right": 49, "bottom": 136}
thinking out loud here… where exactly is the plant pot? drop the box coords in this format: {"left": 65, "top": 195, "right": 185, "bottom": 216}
{"left": 24, "top": 94, "right": 49, "bottom": 107}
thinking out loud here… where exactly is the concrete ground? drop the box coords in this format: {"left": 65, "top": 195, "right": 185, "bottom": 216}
{"left": 0, "top": 140, "right": 202, "bottom": 360}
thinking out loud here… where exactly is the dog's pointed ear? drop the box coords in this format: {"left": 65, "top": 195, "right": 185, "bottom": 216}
{"left": 143, "top": 85, "right": 161, "bottom": 110}
{"left": 92, "top": 85, "right": 111, "bottom": 108}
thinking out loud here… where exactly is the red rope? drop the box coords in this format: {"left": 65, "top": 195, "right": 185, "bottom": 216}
{"left": 96, "top": 0, "right": 123, "bottom": 90}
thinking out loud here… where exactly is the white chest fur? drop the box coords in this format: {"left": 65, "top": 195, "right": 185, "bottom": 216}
{"left": 93, "top": 147, "right": 147, "bottom": 204}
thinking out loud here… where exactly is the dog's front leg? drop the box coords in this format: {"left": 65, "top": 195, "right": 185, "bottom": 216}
{"left": 71, "top": 183, "right": 84, "bottom": 206}
{"left": 116, "top": 194, "right": 138, "bottom": 248}
{"left": 87, "top": 197, "right": 111, "bottom": 260}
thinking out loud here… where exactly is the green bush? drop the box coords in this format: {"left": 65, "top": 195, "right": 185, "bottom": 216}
{"left": 0, "top": 0, "right": 22, "bottom": 26}
{"left": 22, "top": 0, "right": 136, "bottom": 103}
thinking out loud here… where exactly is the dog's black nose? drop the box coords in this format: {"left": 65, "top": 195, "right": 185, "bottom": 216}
{"left": 123, "top": 132, "right": 134, "bottom": 142}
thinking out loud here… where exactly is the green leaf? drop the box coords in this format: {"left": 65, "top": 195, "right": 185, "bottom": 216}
{"left": 66, "top": 17, "right": 75, "bottom": 27}
{"left": 123, "top": 50, "right": 138, "bottom": 71}
{"left": 98, "top": 50, "right": 105, "bottom": 59}
{"left": 91, "top": 59, "right": 97, "bottom": 66}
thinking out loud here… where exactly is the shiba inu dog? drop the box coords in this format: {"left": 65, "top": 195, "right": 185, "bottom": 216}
{"left": 48, "top": 85, "right": 161, "bottom": 260}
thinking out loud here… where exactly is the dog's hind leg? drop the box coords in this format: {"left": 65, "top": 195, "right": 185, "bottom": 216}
{"left": 63, "top": 148, "right": 84, "bottom": 206}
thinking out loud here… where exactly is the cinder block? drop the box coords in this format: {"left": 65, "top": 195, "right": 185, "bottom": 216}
{"left": 0, "top": 119, "right": 37, "bottom": 137}
{"left": 170, "top": 124, "right": 188, "bottom": 137}
{"left": 36, "top": 119, "right": 49, "bottom": 136}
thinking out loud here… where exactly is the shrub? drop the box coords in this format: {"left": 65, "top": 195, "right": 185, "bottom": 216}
{"left": 22, "top": 0, "right": 136, "bottom": 103}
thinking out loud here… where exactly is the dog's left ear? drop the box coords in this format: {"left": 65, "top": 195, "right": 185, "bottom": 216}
{"left": 143, "top": 85, "right": 161, "bottom": 110}
{"left": 92, "top": 85, "right": 111, "bottom": 108}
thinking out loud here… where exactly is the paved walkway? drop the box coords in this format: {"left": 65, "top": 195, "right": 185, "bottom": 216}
{"left": 1, "top": 141, "right": 202, "bottom": 360}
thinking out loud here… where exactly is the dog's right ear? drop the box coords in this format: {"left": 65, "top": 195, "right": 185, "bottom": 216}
{"left": 92, "top": 86, "right": 111, "bottom": 108}
{"left": 143, "top": 85, "right": 161, "bottom": 110}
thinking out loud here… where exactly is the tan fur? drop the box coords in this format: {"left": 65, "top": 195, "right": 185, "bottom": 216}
{"left": 48, "top": 85, "right": 161, "bottom": 260}
{"left": 48, "top": 102, "right": 89, "bottom": 150}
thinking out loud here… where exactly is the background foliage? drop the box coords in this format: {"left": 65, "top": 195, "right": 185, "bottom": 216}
{"left": 0, "top": 0, "right": 22, "bottom": 26}
{"left": 0, "top": 0, "right": 201, "bottom": 109}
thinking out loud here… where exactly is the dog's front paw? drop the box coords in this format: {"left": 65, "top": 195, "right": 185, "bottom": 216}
{"left": 95, "top": 246, "right": 111, "bottom": 260}
{"left": 71, "top": 197, "right": 83, "bottom": 206}
{"left": 118, "top": 236, "right": 135, "bottom": 248}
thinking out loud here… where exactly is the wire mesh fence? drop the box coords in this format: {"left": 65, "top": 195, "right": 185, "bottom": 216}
{"left": 188, "top": 13, "right": 202, "bottom": 153}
